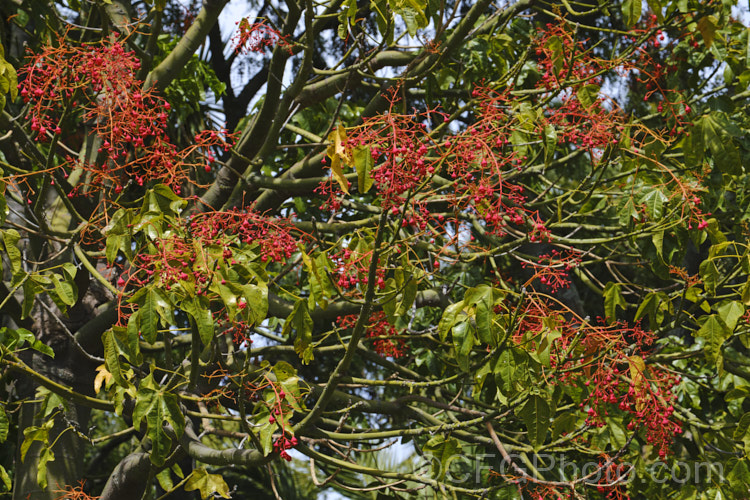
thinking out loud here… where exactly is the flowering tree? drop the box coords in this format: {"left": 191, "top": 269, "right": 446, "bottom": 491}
{"left": 0, "top": 0, "right": 749, "bottom": 498}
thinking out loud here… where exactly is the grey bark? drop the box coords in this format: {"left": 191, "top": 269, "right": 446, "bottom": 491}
{"left": 99, "top": 452, "right": 151, "bottom": 500}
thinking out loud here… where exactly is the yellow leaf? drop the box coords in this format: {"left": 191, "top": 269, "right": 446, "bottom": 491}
{"left": 327, "top": 125, "right": 350, "bottom": 162}
{"left": 628, "top": 355, "right": 646, "bottom": 412}
{"left": 697, "top": 16, "right": 718, "bottom": 48}
{"left": 184, "top": 468, "right": 231, "bottom": 499}
{"left": 326, "top": 126, "right": 350, "bottom": 194}
{"left": 94, "top": 364, "right": 113, "bottom": 394}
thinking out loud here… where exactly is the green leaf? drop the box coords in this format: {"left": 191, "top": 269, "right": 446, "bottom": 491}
{"left": 337, "top": 0, "right": 357, "bottom": 39}
{"left": 0, "top": 44, "right": 17, "bottom": 106}
{"left": 397, "top": 273, "right": 418, "bottom": 317}
{"left": 439, "top": 301, "right": 464, "bottom": 341}
{"left": 371, "top": 0, "right": 392, "bottom": 42}
{"left": 705, "top": 219, "right": 726, "bottom": 245}
{"left": 283, "top": 300, "right": 314, "bottom": 364}
{"left": 156, "top": 468, "right": 174, "bottom": 492}
{"left": 30, "top": 338, "right": 54, "bottom": 358}
{"left": 0, "top": 190, "right": 6, "bottom": 227}
{"left": 634, "top": 291, "right": 668, "bottom": 330}
{"left": 741, "top": 278, "right": 750, "bottom": 305}
{"left": 144, "top": 184, "right": 187, "bottom": 216}
{"left": 640, "top": 187, "right": 667, "bottom": 220}
{"left": 683, "top": 122, "right": 705, "bottom": 168}
{"left": 576, "top": 84, "right": 600, "bottom": 109}
{"left": 622, "top": 0, "right": 642, "bottom": 27}
{"left": 21, "top": 279, "right": 38, "bottom": 319}
{"left": 423, "top": 435, "right": 460, "bottom": 480}
{"left": 354, "top": 145, "right": 374, "bottom": 193}
{"left": 725, "top": 386, "right": 750, "bottom": 402}
{"left": 37, "top": 447, "right": 54, "bottom": 489}
{"left": 216, "top": 279, "right": 240, "bottom": 318}
{"left": 36, "top": 386, "right": 66, "bottom": 419}
{"left": 510, "top": 129, "right": 529, "bottom": 158}
{"left": 302, "top": 253, "right": 328, "bottom": 310}
{"left": 182, "top": 296, "right": 214, "bottom": 345}
{"left": 607, "top": 417, "right": 628, "bottom": 449}
{"left": 718, "top": 301, "right": 744, "bottom": 331}
{"left": 543, "top": 124, "right": 557, "bottom": 164}
{"left": 618, "top": 196, "right": 639, "bottom": 226}
{"left": 257, "top": 412, "right": 275, "bottom": 455}
{"left": 494, "top": 348, "right": 529, "bottom": 398}
{"left": 242, "top": 283, "right": 268, "bottom": 325}
{"left": 728, "top": 460, "right": 750, "bottom": 496}
{"left": 60, "top": 262, "right": 77, "bottom": 282}
{"left": 647, "top": 0, "right": 663, "bottom": 21}
{"left": 473, "top": 361, "right": 492, "bottom": 400}
{"left": 702, "top": 113, "right": 740, "bottom": 175}
{"left": 104, "top": 208, "right": 133, "bottom": 263}
{"left": 105, "top": 234, "right": 123, "bottom": 264}
{"left": 734, "top": 412, "right": 750, "bottom": 458}
{"left": 536, "top": 326, "right": 561, "bottom": 368}
{"left": 0, "top": 405, "right": 7, "bottom": 443}
{"left": 388, "top": 0, "right": 427, "bottom": 36}
{"left": 628, "top": 355, "right": 647, "bottom": 411}
{"left": 452, "top": 320, "right": 476, "bottom": 372}
{"left": 172, "top": 463, "right": 184, "bottom": 480}
{"left": 696, "top": 315, "right": 730, "bottom": 365}
{"left": 184, "top": 468, "right": 231, "bottom": 499}
{"left": 733, "top": 412, "right": 750, "bottom": 441}
{"left": 2, "top": 229, "right": 22, "bottom": 275}
{"left": 475, "top": 294, "right": 494, "bottom": 346}
{"left": 21, "top": 421, "right": 51, "bottom": 462}
{"left": 603, "top": 282, "right": 627, "bottom": 323}
{"left": 273, "top": 361, "right": 304, "bottom": 411}
{"left": 138, "top": 288, "right": 161, "bottom": 344}
{"left": 651, "top": 230, "right": 664, "bottom": 261}
{"left": 1, "top": 327, "right": 53, "bottom": 357}
{"left": 551, "top": 412, "right": 578, "bottom": 441}
{"left": 519, "top": 394, "right": 550, "bottom": 449}
{"left": 699, "top": 259, "right": 720, "bottom": 297}
{"left": 132, "top": 371, "right": 185, "bottom": 466}
{"left": 545, "top": 36, "right": 564, "bottom": 74}
{"left": 0, "top": 464, "right": 10, "bottom": 491}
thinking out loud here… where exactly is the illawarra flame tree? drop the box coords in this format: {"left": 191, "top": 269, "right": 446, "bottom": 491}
{"left": 0, "top": 0, "right": 749, "bottom": 498}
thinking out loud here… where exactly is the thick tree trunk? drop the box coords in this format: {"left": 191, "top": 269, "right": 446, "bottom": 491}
{"left": 12, "top": 279, "right": 109, "bottom": 499}
{"left": 98, "top": 452, "right": 151, "bottom": 500}
{"left": 13, "top": 349, "right": 90, "bottom": 500}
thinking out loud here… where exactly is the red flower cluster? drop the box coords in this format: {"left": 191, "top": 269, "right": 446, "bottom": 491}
{"left": 594, "top": 458, "right": 631, "bottom": 500}
{"left": 341, "top": 108, "right": 440, "bottom": 210}
{"left": 19, "top": 35, "right": 234, "bottom": 196}
{"left": 521, "top": 249, "right": 581, "bottom": 292}
{"left": 53, "top": 480, "right": 99, "bottom": 500}
{"left": 514, "top": 299, "right": 681, "bottom": 458}
{"left": 533, "top": 22, "right": 607, "bottom": 90}
{"left": 317, "top": 85, "right": 563, "bottom": 245}
{"left": 232, "top": 19, "right": 290, "bottom": 54}
{"left": 572, "top": 324, "right": 681, "bottom": 458}
{"left": 329, "top": 246, "right": 386, "bottom": 293}
{"left": 20, "top": 35, "right": 141, "bottom": 141}
{"left": 337, "top": 311, "right": 406, "bottom": 358}
{"left": 273, "top": 434, "right": 298, "bottom": 462}
{"left": 132, "top": 235, "right": 210, "bottom": 292}
{"left": 217, "top": 316, "right": 254, "bottom": 345}
{"left": 188, "top": 210, "right": 298, "bottom": 264}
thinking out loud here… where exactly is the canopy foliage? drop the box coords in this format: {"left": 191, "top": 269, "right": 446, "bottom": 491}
{"left": 0, "top": 0, "right": 750, "bottom": 498}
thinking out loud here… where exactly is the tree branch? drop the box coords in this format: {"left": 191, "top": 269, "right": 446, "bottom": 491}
{"left": 143, "top": 0, "right": 229, "bottom": 92}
